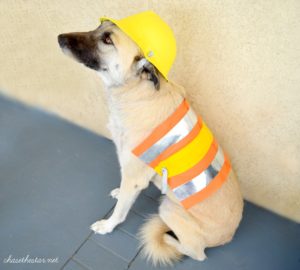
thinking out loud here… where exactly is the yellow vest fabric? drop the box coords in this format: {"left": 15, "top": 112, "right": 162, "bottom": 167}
{"left": 132, "top": 99, "right": 231, "bottom": 208}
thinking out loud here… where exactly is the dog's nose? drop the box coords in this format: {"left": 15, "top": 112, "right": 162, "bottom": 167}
{"left": 58, "top": 34, "right": 68, "bottom": 48}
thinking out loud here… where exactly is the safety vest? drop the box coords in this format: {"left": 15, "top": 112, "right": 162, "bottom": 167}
{"left": 132, "top": 99, "right": 231, "bottom": 209}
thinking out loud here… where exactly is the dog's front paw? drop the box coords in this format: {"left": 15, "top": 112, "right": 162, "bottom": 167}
{"left": 109, "top": 188, "right": 120, "bottom": 199}
{"left": 90, "top": 219, "right": 114, "bottom": 235}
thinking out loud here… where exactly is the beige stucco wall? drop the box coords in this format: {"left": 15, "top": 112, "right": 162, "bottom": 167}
{"left": 0, "top": 0, "right": 299, "bottom": 221}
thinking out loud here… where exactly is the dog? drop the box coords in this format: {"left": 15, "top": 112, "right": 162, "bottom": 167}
{"left": 58, "top": 20, "right": 243, "bottom": 265}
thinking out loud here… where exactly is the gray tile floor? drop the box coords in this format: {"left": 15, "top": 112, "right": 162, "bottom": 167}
{"left": 0, "top": 93, "right": 299, "bottom": 270}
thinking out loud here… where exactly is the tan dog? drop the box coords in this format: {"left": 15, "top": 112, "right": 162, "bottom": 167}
{"left": 58, "top": 21, "right": 243, "bottom": 265}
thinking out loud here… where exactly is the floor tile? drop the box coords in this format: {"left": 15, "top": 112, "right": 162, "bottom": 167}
{"left": 132, "top": 194, "right": 159, "bottom": 218}
{"left": 74, "top": 240, "right": 127, "bottom": 270}
{"left": 143, "top": 182, "right": 161, "bottom": 201}
{"left": 0, "top": 95, "right": 119, "bottom": 269}
{"left": 118, "top": 211, "right": 145, "bottom": 239}
{"left": 90, "top": 229, "right": 139, "bottom": 262}
{"left": 63, "top": 259, "right": 88, "bottom": 270}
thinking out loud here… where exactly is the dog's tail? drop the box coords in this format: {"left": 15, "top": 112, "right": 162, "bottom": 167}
{"left": 138, "top": 214, "right": 182, "bottom": 266}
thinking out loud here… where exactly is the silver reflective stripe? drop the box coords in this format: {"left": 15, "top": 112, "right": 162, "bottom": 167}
{"left": 139, "top": 108, "right": 198, "bottom": 163}
{"left": 172, "top": 148, "right": 225, "bottom": 201}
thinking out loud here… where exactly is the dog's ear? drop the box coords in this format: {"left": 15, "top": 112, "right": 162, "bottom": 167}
{"left": 135, "top": 57, "right": 160, "bottom": 90}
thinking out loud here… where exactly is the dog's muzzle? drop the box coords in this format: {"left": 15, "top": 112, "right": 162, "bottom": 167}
{"left": 57, "top": 33, "right": 100, "bottom": 71}
{"left": 57, "top": 34, "right": 68, "bottom": 48}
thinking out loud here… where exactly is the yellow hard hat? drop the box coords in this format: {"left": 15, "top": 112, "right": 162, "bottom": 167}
{"left": 100, "top": 11, "right": 176, "bottom": 80}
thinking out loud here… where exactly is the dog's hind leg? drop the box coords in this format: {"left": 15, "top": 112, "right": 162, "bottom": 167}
{"left": 91, "top": 154, "right": 155, "bottom": 234}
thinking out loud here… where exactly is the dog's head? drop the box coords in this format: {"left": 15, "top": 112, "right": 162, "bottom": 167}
{"left": 58, "top": 21, "right": 160, "bottom": 89}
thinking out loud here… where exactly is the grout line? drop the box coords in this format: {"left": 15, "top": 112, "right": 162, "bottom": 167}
{"left": 89, "top": 237, "right": 130, "bottom": 263}
{"left": 60, "top": 231, "right": 94, "bottom": 270}
{"left": 71, "top": 257, "right": 92, "bottom": 270}
{"left": 118, "top": 227, "right": 139, "bottom": 240}
{"left": 60, "top": 204, "right": 116, "bottom": 270}
{"left": 142, "top": 192, "right": 160, "bottom": 203}
{"left": 131, "top": 208, "right": 153, "bottom": 219}
{"left": 127, "top": 247, "right": 143, "bottom": 269}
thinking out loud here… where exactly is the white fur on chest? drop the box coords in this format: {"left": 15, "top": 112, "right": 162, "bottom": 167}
{"left": 106, "top": 99, "right": 126, "bottom": 154}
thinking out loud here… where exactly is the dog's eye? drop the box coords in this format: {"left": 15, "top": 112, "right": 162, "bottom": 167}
{"left": 102, "top": 32, "right": 113, "bottom": 45}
